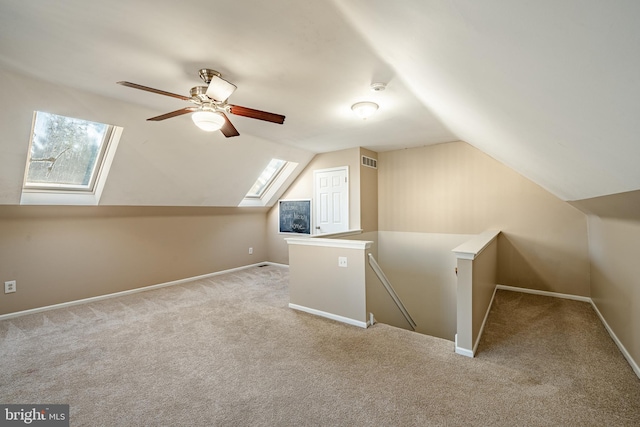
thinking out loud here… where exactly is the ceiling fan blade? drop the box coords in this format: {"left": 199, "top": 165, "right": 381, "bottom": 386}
{"left": 229, "top": 105, "right": 285, "bottom": 124}
{"left": 147, "top": 107, "right": 198, "bottom": 121}
{"left": 117, "top": 81, "right": 191, "bottom": 101}
{"left": 220, "top": 113, "right": 240, "bottom": 138}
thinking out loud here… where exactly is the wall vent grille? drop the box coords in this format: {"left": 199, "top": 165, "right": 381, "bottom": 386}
{"left": 362, "top": 155, "right": 377, "bottom": 169}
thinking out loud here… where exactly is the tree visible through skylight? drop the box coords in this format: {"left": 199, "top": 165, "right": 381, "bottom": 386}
{"left": 24, "top": 112, "right": 111, "bottom": 191}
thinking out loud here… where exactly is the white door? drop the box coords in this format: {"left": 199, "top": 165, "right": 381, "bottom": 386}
{"left": 314, "top": 166, "right": 349, "bottom": 234}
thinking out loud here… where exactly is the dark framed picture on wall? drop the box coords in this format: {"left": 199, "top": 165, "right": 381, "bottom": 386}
{"left": 278, "top": 199, "right": 311, "bottom": 234}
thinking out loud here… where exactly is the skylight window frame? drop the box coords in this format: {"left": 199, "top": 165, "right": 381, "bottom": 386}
{"left": 244, "top": 158, "right": 288, "bottom": 200}
{"left": 239, "top": 159, "right": 299, "bottom": 208}
{"left": 20, "top": 111, "right": 122, "bottom": 205}
{"left": 23, "top": 121, "right": 114, "bottom": 193}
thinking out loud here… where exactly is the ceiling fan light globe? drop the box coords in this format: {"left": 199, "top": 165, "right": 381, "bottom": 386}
{"left": 351, "top": 101, "right": 378, "bottom": 119}
{"left": 192, "top": 111, "right": 225, "bottom": 132}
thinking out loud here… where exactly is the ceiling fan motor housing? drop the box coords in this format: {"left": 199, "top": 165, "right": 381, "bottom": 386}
{"left": 198, "top": 69, "right": 221, "bottom": 84}
{"left": 190, "top": 86, "right": 211, "bottom": 102}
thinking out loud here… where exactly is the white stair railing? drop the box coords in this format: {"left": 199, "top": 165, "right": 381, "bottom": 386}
{"left": 368, "top": 253, "right": 417, "bottom": 331}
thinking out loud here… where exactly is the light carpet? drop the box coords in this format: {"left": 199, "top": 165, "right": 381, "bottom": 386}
{"left": 1, "top": 265, "right": 639, "bottom": 426}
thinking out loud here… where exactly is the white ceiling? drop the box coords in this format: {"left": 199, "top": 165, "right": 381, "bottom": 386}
{"left": 1, "top": 0, "right": 639, "bottom": 203}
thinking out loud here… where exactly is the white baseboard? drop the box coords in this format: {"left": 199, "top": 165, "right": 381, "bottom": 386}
{"left": 454, "top": 286, "right": 498, "bottom": 358}
{"left": 0, "top": 262, "right": 286, "bottom": 321}
{"left": 288, "top": 303, "right": 368, "bottom": 329}
{"left": 590, "top": 300, "right": 640, "bottom": 379}
{"left": 454, "top": 334, "right": 474, "bottom": 358}
{"left": 473, "top": 286, "right": 499, "bottom": 356}
{"left": 262, "top": 261, "right": 289, "bottom": 268}
{"left": 496, "top": 284, "right": 639, "bottom": 380}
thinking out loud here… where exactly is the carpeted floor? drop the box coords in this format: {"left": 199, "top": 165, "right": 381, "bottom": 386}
{"left": 1, "top": 265, "right": 639, "bottom": 426}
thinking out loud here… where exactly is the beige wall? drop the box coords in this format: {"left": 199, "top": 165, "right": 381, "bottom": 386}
{"left": 266, "top": 148, "right": 365, "bottom": 265}
{"left": 378, "top": 231, "right": 471, "bottom": 340}
{"left": 571, "top": 189, "right": 640, "bottom": 376}
{"left": 378, "top": 141, "right": 590, "bottom": 296}
{"left": 587, "top": 216, "right": 640, "bottom": 373}
{"left": 365, "top": 255, "right": 413, "bottom": 331}
{"left": 288, "top": 242, "right": 368, "bottom": 325}
{"left": 0, "top": 206, "right": 267, "bottom": 315}
{"left": 471, "top": 237, "right": 498, "bottom": 347}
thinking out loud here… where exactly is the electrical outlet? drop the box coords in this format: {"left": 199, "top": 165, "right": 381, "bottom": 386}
{"left": 249, "top": 247, "right": 253, "bottom": 255}
{"left": 338, "top": 257, "right": 348, "bottom": 268}
{"left": 4, "top": 280, "right": 16, "bottom": 294}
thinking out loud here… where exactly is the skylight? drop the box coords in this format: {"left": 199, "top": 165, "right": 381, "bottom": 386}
{"left": 245, "top": 158, "right": 287, "bottom": 199}
{"left": 21, "top": 111, "right": 122, "bottom": 205}
{"left": 239, "top": 158, "right": 299, "bottom": 207}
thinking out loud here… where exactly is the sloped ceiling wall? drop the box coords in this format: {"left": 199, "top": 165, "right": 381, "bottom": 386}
{"left": 1, "top": 1, "right": 639, "bottom": 205}
{"left": 0, "top": 69, "right": 314, "bottom": 206}
{"left": 335, "top": 0, "right": 640, "bottom": 201}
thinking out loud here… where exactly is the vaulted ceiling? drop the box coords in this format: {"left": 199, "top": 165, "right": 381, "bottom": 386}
{"left": 1, "top": 0, "right": 639, "bottom": 205}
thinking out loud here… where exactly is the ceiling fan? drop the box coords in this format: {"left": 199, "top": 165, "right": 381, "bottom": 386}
{"left": 117, "top": 69, "right": 285, "bottom": 138}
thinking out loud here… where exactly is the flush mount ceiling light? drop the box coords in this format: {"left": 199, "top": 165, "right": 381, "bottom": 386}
{"left": 351, "top": 101, "right": 379, "bottom": 120}
{"left": 191, "top": 109, "right": 226, "bottom": 132}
